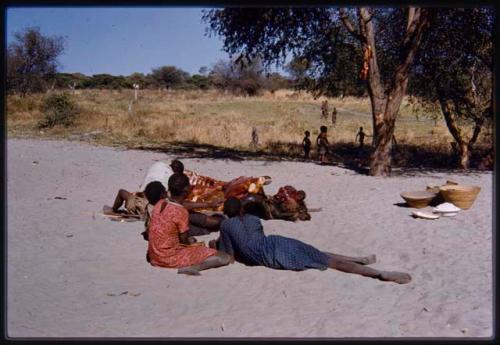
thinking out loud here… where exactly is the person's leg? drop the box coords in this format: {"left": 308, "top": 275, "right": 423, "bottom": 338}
{"left": 178, "top": 252, "right": 232, "bottom": 276}
{"left": 204, "top": 215, "right": 223, "bottom": 231}
{"left": 324, "top": 251, "right": 376, "bottom": 265}
{"left": 112, "top": 189, "right": 132, "bottom": 212}
{"left": 328, "top": 258, "right": 411, "bottom": 284}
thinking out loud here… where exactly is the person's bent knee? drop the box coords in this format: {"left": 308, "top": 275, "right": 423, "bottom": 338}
{"left": 215, "top": 252, "right": 231, "bottom": 265}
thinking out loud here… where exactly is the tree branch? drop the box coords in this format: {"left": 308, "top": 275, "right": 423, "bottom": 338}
{"left": 339, "top": 8, "right": 364, "bottom": 42}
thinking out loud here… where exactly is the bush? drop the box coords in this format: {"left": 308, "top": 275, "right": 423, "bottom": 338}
{"left": 38, "top": 93, "right": 79, "bottom": 128}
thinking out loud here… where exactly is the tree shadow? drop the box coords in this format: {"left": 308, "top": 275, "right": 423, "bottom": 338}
{"left": 129, "top": 140, "right": 492, "bottom": 176}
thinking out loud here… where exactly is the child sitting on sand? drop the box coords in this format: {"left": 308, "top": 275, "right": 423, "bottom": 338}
{"left": 210, "top": 197, "right": 411, "bottom": 284}
{"left": 302, "top": 131, "right": 311, "bottom": 159}
{"left": 144, "top": 175, "right": 232, "bottom": 275}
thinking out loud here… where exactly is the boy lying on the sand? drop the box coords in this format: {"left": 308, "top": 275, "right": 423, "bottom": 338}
{"left": 144, "top": 177, "right": 232, "bottom": 275}
{"left": 184, "top": 197, "right": 411, "bottom": 284}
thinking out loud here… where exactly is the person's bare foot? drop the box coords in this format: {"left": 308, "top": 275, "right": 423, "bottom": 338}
{"left": 379, "top": 271, "right": 411, "bottom": 284}
{"left": 362, "top": 254, "right": 377, "bottom": 265}
{"left": 208, "top": 239, "right": 217, "bottom": 249}
{"left": 178, "top": 267, "right": 202, "bottom": 276}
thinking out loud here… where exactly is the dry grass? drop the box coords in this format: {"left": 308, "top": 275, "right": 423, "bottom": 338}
{"left": 6, "top": 89, "right": 493, "bottom": 159}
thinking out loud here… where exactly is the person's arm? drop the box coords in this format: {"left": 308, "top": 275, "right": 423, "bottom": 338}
{"left": 112, "top": 189, "right": 132, "bottom": 212}
{"left": 179, "top": 232, "right": 191, "bottom": 245}
{"left": 355, "top": 133, "right": 359, "bottom": 141}
{"left": 217, "top": 222, "right": 235, "bottom": 258}
{"left": 177, "top": 208, "right": 192, "bottom": 245}
{"left": 182, "top": 199, "right": 223, "bottom": 210}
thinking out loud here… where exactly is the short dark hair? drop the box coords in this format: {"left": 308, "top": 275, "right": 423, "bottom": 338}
{"left": 243, "top": 201, "right": 267, "bottom": 218}
{"left": 144, "top": 181, "right": 166, "bottom": 205}
{"left": 170, "top": 159, "right": 184, "bottom": 174}
{"left": 224, "top": 197, "right": 241, "bottom": 218}
{"left": 304, "top": 131, "right": 310, "bottom": 136}
{"left": 168, "top": 173, "right": 190, "bottom": 196}
{"left": 320, "top": 125, "right": 328, "bottom": 133}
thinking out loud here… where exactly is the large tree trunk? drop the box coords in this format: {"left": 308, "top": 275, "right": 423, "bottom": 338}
{"left": 356, "top": 9, "right": 386, "bottom": 146}
{"left": 341, "top": 7, "right": 429, "bottom": 175}
{"left": 458, "top": 143, "right": 470, "bottom": 169}
{"left": 367, "top": 8, "right": 429, "bottom": 176}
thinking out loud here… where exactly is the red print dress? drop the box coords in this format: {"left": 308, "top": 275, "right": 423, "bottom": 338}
{"left": 147, "top": 199, "right": 217, "bottom": 268}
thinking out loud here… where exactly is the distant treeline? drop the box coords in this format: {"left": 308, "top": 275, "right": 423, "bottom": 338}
{"left": 7, "top": 27, "right": 366, "bottom": 97}
{"left": 52, "top": 62, "right": 292, "bottom": 97}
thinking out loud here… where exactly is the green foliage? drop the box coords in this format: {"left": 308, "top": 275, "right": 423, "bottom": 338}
{"left": 151, "top": 65, "right": 189, "bottom": 89}
{"left": 186, "top": 74, "right": 212, "bottom": 90}
{"left": 7, "top": 27, "right": 65, "bottom": 95}
{"left": 38, "top": 93, "right": 80, "bottom": 129}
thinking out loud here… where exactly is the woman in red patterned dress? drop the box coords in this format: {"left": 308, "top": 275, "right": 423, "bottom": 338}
{"left": 144, "top": 176, "right": 232, "bottom": 275}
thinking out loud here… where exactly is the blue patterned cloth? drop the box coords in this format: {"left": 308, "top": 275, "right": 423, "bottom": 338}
{"left": 218, "top": 214, "right": 330, "bottom": 271}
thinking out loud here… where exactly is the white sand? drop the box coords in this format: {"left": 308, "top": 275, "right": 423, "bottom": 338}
{"left": 7, "top": 138, "right": 493, "bottom": 338}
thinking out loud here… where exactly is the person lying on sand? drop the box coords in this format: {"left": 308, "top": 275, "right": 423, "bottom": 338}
{"left": 109, "top": 159, "right": 226, "bottom": 237}
{"left": 205, "top": 197, "right": 411, "bottom": 284}
{"left": 144, "top": 176, "right": 232, "bottom": 276}
{"left": 108, "top": 186, "right": 223, "bottom": 237}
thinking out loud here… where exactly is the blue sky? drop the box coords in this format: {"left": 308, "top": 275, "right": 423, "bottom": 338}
{"left": 6, "top": 7, "right": 236, "bottom": 76}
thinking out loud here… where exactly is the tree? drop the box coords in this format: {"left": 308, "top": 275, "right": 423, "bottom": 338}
{"left": 127, "top": 72, "right": 148, "bottom": 88}
{"left": 7, "top": 27, "right": 65, "bottom": 95}
{"left": 263, "top": 72, "right": 290, "bottom": 92}
{"left": 409, "top": 8, "right": 493, "bottom": 169}
{"left": 151, "top": 65, "right": 189, "bottom": 89}
{"left": 187, "top": 74, "right": 212, "bottom": 90}
{"left": 203, "top": 8, "right": 430, "bottom": 176}
{"left": 209, "top": 57, "right": 266, "bottom": 96}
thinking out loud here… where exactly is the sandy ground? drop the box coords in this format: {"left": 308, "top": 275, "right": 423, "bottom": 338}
{"left": 6, "top": 138, "right": 493, "bottom": 338}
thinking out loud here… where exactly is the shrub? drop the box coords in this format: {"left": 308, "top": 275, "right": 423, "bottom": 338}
{"left": 38, "top": 93, "right": 79, "bottom": 128}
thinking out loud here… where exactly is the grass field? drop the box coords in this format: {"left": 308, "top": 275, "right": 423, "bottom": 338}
{"left": 6, "top": 89, "right": 493, "bottom": 168}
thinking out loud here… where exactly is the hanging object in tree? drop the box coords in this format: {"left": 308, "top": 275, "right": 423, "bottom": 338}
{"left": 360, "top": 45, "right": 372, "bottom": 80}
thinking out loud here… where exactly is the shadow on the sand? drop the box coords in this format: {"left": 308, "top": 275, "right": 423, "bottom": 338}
{"left": 129, "top": 140, "right": 492, "bottom": 176}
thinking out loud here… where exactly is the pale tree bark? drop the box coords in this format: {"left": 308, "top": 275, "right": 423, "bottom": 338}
{"left": 340, "top": 7, "right": 430, "bottom": 176}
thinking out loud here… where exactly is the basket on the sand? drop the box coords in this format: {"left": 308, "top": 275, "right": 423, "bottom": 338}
{"left": 400, "top": 190, "right": 437, "bottom": 208}
{"left": 438, "top": 185, "right": 481, "bottom": 210}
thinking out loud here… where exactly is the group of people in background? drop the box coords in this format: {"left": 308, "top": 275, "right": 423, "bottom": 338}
{"left": 303, "top": 101, "right": 373, "bottom": 164}
{"left": 302, "top": 126, "right": 331, "bottom": 164}
{"left": 321, "top": 100, "right": 337, "bottom": 126}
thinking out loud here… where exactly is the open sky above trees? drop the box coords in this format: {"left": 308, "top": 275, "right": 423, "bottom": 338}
{"left": 6, "top": 7, "right": 290, "bottom": 76}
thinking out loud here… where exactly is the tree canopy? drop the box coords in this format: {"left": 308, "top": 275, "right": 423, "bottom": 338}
{"left": 7, "top": 27, "right": 65, "bottom": 95}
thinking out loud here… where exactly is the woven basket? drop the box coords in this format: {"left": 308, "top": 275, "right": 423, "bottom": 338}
{"left": 400, "top": 190, "right": 437, "bottom": 208}
{"left": 439, "top": 185, "right": 481, "bottom": 210}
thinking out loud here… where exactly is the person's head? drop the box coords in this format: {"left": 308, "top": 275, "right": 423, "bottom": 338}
{"left": 170, "top": 159, "right": 184, "bottom": 174}
{"left": 320, "top": 125, "right": 328, "bottom": 133}
{"left": 144, "top": 181, "right": 167, "bottom": 205}
{"left": 168, "top": 173, "right": 190, "bottom": 198}
{"left": 304, "top": 130, "right": 310, "bottom": 137}
{"left": 243, "top": 200, "right": 267, "bottom": 219}
{"left": 359, "top": 126, "right": 363, "bottom": 131}
{"left": 223, "top": 197, "right": 242, "bottom": 218}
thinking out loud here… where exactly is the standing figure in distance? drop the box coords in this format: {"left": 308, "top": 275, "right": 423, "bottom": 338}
{"left": 331, "top": 107, "right": 337, "bottom": 126}
{"left": 316, "top": 125, "right": 330, "bottom": 164}
{"left": 302, "top": 130, "right": 311, "bottom": 159}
